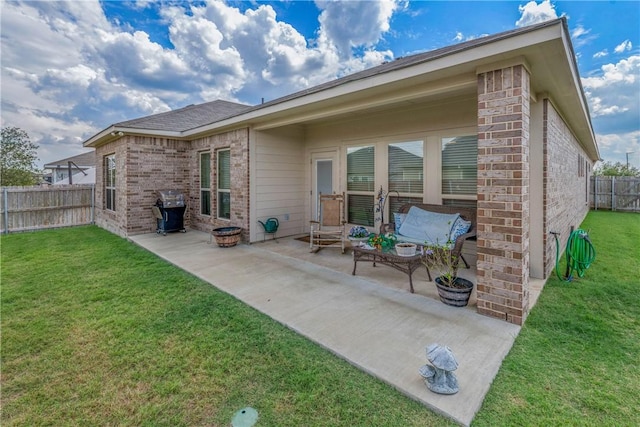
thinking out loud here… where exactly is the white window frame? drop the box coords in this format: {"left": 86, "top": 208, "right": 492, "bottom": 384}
{"left": 217, "top": 148, "right": 231, "bottom": 220}
{"left": 200, "top": 151, "right": 211, "bottom": 216}
{"left": 346, "top": 144, "right": 376, "bottom": 226}
{"left": 104, "top": 154, "right": 116, "bottom": 211}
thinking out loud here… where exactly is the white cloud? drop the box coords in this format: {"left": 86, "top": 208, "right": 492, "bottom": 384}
{"left": 316, "top": 0, "right": 399, "bottom": 58}
{"left": 593, "top": 50, "right": 608, "bottom": 59}
{"left": 582, "top": 55, "right": 639, "bottom": 91}
{"left": 571, "top": 24, "right": 589, "bottom": 39}
{"left": 614, "top": 40, "right": 632, "bottom": 54}
{"left": 1, "top": 0, "right": 401, "bottom": 166}
{"left": 596, "top": 131, "right": 640, "bottom": 165}
{"left": 582, "top": 55, "right": 640, "bottom": 162}
{"left": 515, "top": 0, "right": 559, "bottom": 27}
{"left": 570, "top": 24, "right": 597, "bottom": 49}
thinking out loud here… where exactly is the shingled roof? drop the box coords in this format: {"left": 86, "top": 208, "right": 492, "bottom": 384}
{"left": 115, "top": 100, "right": 252, "bottom": 132}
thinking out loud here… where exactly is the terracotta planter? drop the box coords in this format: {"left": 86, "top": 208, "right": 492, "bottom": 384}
{"left": 211, "top": 226, "right": 242, "bottom": 247}
{"left": 434, "top": 277, "right": 473, "bottom": 307}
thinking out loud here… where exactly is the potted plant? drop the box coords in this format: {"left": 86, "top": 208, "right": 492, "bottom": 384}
{"left": 367, "top": 232, "right": 397, "bottom": 251}
{"left": 348, "top": 226, "right": 370, "bottom": 241}
{"left": 422, "top": 241, "right": 473, "bottom": 307}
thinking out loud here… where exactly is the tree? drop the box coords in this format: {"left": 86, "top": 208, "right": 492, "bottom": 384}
{"left": 1, "top": 127, "right": 40, "bottom": 186}
{"left": 593, "top": 160, "right": 640, "bottom": 177}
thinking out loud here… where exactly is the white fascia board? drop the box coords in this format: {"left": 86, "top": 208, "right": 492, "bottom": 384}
{"left": 560, "top": 28, "right": 599, "bottom": 159}
{"left": 83, "top": 125, "right": 184, "bottom": 147}
{"left": 83, "top": 127, "right": 115, "bottom": 147}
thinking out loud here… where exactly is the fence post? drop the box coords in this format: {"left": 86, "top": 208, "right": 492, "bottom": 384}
{"left": 3, "top": 188, "right": 8, "bottom": 234}
{"left": 594, "top": 175, "right": 598, "bottom": 210}
{"left": 91, "top": 184, "right": 95, "bottom": 224}
{"left": 612, "top": 176, "right": 616, "bottom": 211}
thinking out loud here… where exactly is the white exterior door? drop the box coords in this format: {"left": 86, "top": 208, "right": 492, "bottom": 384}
{"left": 311, "top": 151, "right": 338, "bottom": 222}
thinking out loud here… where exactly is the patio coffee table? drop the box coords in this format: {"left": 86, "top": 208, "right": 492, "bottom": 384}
{"left": 352, "top": 245, "right": 431, "bottom": 293}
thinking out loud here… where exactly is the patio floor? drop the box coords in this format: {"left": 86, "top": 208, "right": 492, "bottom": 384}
{"left": 129, "top": 230, "right": 523, "bottom": 426}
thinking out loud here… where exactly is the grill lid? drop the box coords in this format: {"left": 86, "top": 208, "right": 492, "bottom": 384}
{"left": 156, "top": 189, "right": 185, "bottom": 207}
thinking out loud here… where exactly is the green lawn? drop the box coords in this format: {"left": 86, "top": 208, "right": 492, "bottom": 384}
{"left": 474, "top": 211, "right": 640, "bottom": 426}
{"left": 1, "top": 226, "right": 451, "bottom": 426}
{"left": 2, "top": 211, "right": 639, "bottom": 426}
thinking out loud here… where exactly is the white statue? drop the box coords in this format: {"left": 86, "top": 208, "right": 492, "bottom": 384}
{"left": 419, "top": 343, "right": 459, "bottom": 394}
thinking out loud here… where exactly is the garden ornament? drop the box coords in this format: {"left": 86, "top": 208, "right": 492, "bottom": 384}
{"left": 418, "top": 343, "right": 459, "bottom": 394}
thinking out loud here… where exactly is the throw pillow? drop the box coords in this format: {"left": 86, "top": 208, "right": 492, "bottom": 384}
{"left": 393, "top": 212, "right": 407, "bottom": 231}
{"left": 449, "top": 217, "right": 471, "bottom": 242}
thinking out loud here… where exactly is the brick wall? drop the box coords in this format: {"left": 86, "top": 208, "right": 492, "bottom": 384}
{"left": 188, "top": 128, "right": 250, "bottom": 242}
{"left": 125, "top": 136, "right": 190, "bottom": 235}
{"left": 95, "top": 139, "right": 128, "bottom": 236}
{"left": 477, "top": 64, "right": 531, "bottom": 325}
{"left": 94, "top": 130, "right": 249, "bottom": 239}
{"left": 95, "top": 136, "right": 190, "bottom": 236}
{"left": 542, "top": 100, "right": 592, "bottom": 277}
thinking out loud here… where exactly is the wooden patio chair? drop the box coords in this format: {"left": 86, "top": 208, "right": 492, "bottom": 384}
{"left": 310, "top": 192, "right": 347, "bottom": 253}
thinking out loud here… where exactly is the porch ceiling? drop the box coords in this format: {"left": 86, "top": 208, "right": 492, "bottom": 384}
{"left": 251, "top": 73, "right": 478, "bottom": 130}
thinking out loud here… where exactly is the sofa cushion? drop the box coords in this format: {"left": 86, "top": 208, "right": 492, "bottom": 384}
{"left": 398, "top": 206, "right": 460, "bottom": 246}
{"left": 450, "top": 217, "right": 472, "bottom": 242}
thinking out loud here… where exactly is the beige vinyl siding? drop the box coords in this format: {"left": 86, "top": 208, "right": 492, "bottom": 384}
{"left": 252, "top": 126, "right": 306, "bottom": 242}
{"left": 305, "top": 96, "right": 476, "bottom": 215}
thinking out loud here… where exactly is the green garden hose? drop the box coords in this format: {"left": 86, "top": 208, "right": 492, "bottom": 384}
{"left": 552, "top": 229, "right": 596, "bottom": 282}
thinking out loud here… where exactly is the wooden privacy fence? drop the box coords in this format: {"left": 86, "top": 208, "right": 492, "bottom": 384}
{"left": 1, "top": 185, "right": 95, "bottom": 234}
{"left": 590, "top": 176, "right": 640, "bottom": 212}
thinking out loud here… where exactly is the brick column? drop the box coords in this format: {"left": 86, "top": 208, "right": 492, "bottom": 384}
{"left": 476, "top": 64, "right": 531, "bottom": 325}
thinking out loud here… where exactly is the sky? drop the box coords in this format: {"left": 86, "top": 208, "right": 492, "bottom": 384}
{"left": 1, "top": 0, "right": 639, "bottom": 169}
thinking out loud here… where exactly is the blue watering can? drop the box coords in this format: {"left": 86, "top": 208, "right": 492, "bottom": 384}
{"left": 258, "top": 217, "right": 279, "bottom": 233}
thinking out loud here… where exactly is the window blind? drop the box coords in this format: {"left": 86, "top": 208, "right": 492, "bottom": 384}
{"left": 348, "top": 194, "right": 374, "bottom": 226}
{"left": 347, "top": 146, "right": 375, "bottom": 192}
{"left": 388, "top": 141, "right": 423, "bottom": 194}
{"left": 218, "top": 150, "right": 230, "bottom": 190}
{"left": 442, "top": 135, "right": 477, "bottom": 196}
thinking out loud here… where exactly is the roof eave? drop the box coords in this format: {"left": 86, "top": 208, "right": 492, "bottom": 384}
{"left": 83, "top": 126, "right": 184, "bottom": 148}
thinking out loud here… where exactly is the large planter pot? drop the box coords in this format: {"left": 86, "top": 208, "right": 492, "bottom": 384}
{"left": 211, "top": 226, "right": 242, "bottom": 248}
{"left": 434, "top": 277, "right": 474, "bottom": 307}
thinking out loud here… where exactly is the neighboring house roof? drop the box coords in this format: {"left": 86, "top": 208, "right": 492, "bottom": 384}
{"left": 44, "top": 151, "right": 96, "bottom": 169}
{"left": 84, "top": 17, "right": 598, "bottom": 160}
{"left": 52, "top": 167, "right": 96, "bottom": 185}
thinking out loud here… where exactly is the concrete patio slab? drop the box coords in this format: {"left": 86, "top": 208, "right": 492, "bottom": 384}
{"left": 129, "top": 230, "right": 521, "bottom": 426}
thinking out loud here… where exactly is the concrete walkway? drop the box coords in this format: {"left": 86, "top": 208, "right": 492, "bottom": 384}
{"left": 129, "top": 230, "right": 521, "bottom": 426}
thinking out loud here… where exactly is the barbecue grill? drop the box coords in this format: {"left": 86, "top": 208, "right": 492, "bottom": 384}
{"left": 152, "top": 189, "right": 186, "bottom": 235}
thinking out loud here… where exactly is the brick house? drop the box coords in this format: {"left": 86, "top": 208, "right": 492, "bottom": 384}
{"left": 84, "top": 18, "right": 599, "bottom": 325}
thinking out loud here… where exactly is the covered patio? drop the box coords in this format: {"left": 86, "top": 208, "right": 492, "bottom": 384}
{"left": 129, "top": 230, "right": 529, "bottom": 426}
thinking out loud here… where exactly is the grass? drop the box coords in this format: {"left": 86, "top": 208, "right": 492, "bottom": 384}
{"left": 473, "top": 211, "right": 640, "bottom": 426}
{"left": 2, "top": 211, "right": 639, "bottom": 426}
{"left": 1, "top": 226, "right": 452, "bottom": 426}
